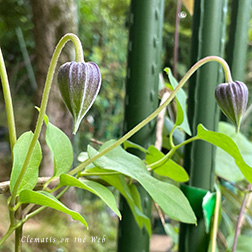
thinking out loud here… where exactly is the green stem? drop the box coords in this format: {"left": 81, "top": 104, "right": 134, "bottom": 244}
{"left": 0, "top": 186, "right": 65, "bottom": 248}
{"left": 0, "top": 48, "right": 17, "bottom": 152}
{"left": 42, "top": 176, "right": 56, "bottom": 191}
{"left": 149, "top": 135, "right": 200, "bottom": 170}
{"left": 15, "top": 225, "right": 23, "bottom": 252}
{"left": 0, "top": 226, "right": 15, "bottom": 246}
{"left": 69, "top": 55, "right": 232, "bottom": 176}
{"left": 169, "top": 125, "right": 177, "bottom": 149}
{"left": 22, "top": 204, "right": 35, "bottom": 217}
{"left": 9, "top": 33, "right": 84, "bottom": 208}
{"left": 78, "top": 171, "right": 121, "bottom": 177}
{"left": 0, "top": 186, "right": 71, "bottom": 245}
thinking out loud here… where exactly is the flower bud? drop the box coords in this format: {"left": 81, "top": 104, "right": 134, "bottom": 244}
{"left": 57, "top": 61, "right": 101, "bottom": 134}
{"left": 215, "top": 81, "right": 248, "bottom": 132}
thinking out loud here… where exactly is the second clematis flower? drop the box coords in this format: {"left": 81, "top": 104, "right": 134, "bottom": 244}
{"left": 57, "top": 61, "right": 101, "bottom": 134}
{"left": 215, "top": 81, "right": 248, "bottom": 132}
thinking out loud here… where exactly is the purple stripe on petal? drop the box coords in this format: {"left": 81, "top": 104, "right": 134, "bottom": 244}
{"left": 57, "top": 60, "right": 102, "bottom": 134}
{"left": 215, "top": 81, "right": 248, "bottom": 132}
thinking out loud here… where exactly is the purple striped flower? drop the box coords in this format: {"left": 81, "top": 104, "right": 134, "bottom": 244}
{"left": 215, "top": 81, "right": 248, "bottom": 132}
{"left": 57, "top": 61, "right": 101, "bottom": 134}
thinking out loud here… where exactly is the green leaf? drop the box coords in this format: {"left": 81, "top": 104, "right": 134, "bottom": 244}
{"left": 19, "top": 190, "right": 88, "bottom": 228}
{"left": 164, "top": 68, "right": 191, "bottom": 135}
{"left": 164, "top": 223, "right": 179, "bottom": 244}
{"left": 60, "top": 174, "right": 121, "bottom": 219}
{"left": 87, "top": 140, "right": 196, "bottom": 224}
{"left": 196, "top": 124, "right": 252, "bottom": 184}
{"left": 45, "top": 120, "right": 73, "bottom": 176}
{"left": 128, "top": 184, "right": 142, "bottom": 211}
{"left": 216, "top": 122, "right": 251, "bottom": 181}
{"left": 77, "top": 152, "right": 88, "bottom": 162}
{"left": 123, "top": 140, "right": 148, "bottom": 154}
{"left": 10, "top": 131, "right": 42, "bottom": 194}
{"left": 145, "top": 145, "right": 189, "bottom": 182}
{"left": 85, "top": 169, "right": 152, "bottom": 236}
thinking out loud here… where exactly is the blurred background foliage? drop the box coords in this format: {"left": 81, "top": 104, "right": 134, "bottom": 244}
{"left": 0, "top": 0, "right": 195, "bottom": 144}
{"left": 1, "top": 0, "right": 252, "bottom": 251}
{"left": 76, "top": 0, "right": 129, "bottom": 144}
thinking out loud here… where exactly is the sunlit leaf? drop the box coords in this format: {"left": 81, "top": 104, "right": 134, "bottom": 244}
{"left": 83, "top": 168, "right": 152, "bottom": 236}
{"left": 10, "top": 131, "right": 42, "bottom": 194}
{"left": 216, "top": 122, "right": 251, "bottom": 181}
{"left": 19, "top": 190, "right": 88, "bottom": 227}
{"left": 77, "top": 152, "right": 88, "bottom": 163}
{"left": 145, "top": 145, "right": 189, "bottom": 182}
{"left": 197, "top": 124, "right": 252, "bottom": 184}
{"left": 60, "top": 174, "right": 121, "bottom": 219}
{"left": 87, "top": 140, "right": 196, "bottom": 224}
{"left": 44, "top": 119, "right": 73, "bottom": 176}
{"left": 164, "top": 223, "right": 178, "bottom": 244}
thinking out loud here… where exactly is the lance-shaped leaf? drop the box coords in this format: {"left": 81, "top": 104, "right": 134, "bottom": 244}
{"left": 57, "top": 61, "right": 101, "bottom": 134}
{"left": 87, "top": 140, "right": 196, "bottom": 224}
{"left": 10, "top": 131, "right": 42, "bottom": 194}
{"left": 44, "top": 116, "right": 73, "bottom": 176}
{"left": 60, "top": 174, "right": 121, "bottom": 219}
{"left": 19, "top": 190, "right": 88, "bottom": 228}
{"left": 196, "top": 124, "right": 252, "bottom": 184}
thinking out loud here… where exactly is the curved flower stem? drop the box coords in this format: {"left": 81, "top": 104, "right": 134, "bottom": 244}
{"left": 0, "top": 48, "right": 16, "bottom": 152}
{"left": 69, "top": 55, "right": 232, "bottom": 176}
{"left": 9, "top": 33, "right": 84, "bottom": 209}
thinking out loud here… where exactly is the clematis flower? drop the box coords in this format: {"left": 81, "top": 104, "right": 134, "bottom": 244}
{"left": 215, "top": 81, "right": 248, "bottom": 132}
{"left": 57, "top": 61, "right": 101, "bottom": 134}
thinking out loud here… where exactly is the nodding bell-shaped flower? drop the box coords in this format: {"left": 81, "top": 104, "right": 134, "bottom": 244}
{"left": 57, "top": 61, "right": 101, "bottom": 134}
{"left": 215, "top": 81, "right": 248, "bottom": 132}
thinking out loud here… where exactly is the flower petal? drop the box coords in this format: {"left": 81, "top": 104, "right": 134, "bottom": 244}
{"left": 57, "top": 61, "right": 101, "bottom": 134}
{"left": 215, "top": 81, "right": 248, "bottom": 132}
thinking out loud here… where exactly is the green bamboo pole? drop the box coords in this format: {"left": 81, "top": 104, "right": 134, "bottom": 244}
{"left": 117, "top": 0, "right": 164, "bottom": 251}
{"left": 221, "top": 0, "right": 252, "bottom": 123}
{"left": 179, "top": 1, "right": 227, "bottom": 251}
{"left": 226, "top": 0, "right": 252, "bottom": 82}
